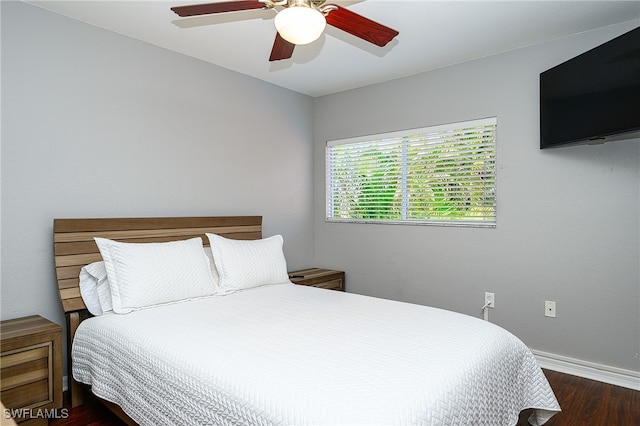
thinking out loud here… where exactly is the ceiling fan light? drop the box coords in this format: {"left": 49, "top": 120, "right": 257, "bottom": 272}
{"left": 274, "top": 6, "right": 326, "bottom": 45}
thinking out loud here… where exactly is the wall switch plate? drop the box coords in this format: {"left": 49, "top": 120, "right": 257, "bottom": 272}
{"left": 545, "top": 300, "right": 556, "bottom": 317}
{"left": 485, "top": 292, "right": 495, "bottom": 308}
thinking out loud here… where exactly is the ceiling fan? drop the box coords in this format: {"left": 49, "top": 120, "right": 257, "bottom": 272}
{"left": 171, "top": 0, "right": 399, "bottom": 61}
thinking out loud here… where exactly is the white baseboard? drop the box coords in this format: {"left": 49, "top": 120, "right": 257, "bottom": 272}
{"left": 532, "top": 349, "right": 640, "bottom": 391}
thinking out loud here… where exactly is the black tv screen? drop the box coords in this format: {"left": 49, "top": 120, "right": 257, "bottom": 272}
{"left": 540, "top": 27, "right": 640, "bottom": 149}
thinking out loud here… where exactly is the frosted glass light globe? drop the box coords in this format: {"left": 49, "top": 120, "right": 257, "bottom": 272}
{"left": 274, "top": 6, "right": 326, "bottom": 45}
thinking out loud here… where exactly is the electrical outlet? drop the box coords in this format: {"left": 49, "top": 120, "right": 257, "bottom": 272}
{"left": 485, "top": 292, "right": 495, "bottom": 308}
{"left": 545, "top": 300, "right": 556, "bottom": 317}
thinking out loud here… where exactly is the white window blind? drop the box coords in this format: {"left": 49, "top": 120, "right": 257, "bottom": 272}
{"left": 326, "top": 117, "right": 497, "bottom": 227}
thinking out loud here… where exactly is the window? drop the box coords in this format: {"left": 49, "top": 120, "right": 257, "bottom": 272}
{"left": 326, "top": 117, "right": 497, "bottom": 227}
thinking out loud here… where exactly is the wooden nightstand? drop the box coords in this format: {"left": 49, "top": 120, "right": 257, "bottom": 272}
{"left": 288, "top": 268, "right": 345, "bottom": 291}
{"left": 1, "top": 316, "right": 62, "bottom": 425}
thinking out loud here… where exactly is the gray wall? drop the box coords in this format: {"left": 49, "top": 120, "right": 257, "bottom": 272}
{"left": 313, "top": 21, "right": 640, "bottom": 373}
{"left": 1, "top": 0, "right": 315, "bottom": 365}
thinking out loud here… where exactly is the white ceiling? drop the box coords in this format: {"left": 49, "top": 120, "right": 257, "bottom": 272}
{"left": 25, "top": 0, "right": 640, "bottom": 97}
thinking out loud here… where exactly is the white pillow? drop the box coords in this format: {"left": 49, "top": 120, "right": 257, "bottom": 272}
{"left": 79, "top": 262, "right": 105, "bottom": 316}
{"left": 202, "top": 246, "right": 220, "bottom": 284}
{"left": 206, "top": 233, "right": 289, "bottom": 293}
{"left": 94, "top": 237, "right": 216, "bottom": 314}
{"left": 79, "top": 261, "right": 113, "bottom": 315}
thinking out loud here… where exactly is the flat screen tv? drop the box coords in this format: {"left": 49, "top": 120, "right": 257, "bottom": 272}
{"left": 540, "top": 27, "right": 640, "bottom": 149}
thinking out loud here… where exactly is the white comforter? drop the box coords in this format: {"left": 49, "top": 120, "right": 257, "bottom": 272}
{"left": 72, "top": 283, "right": 560, "bottom": 425}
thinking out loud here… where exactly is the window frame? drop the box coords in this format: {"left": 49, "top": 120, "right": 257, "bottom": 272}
{"left": 325, "top": 117, "right": 497, "bottom": 228}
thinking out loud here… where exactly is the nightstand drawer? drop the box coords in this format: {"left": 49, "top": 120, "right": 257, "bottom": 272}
{"left": 1, "top": 379, "right": 50, "bottom": 410}
{"left": 289, "top": 268, "right": 345, "bottom": 291}
{"left": 308, "top": 278, "right": 343, "bottom": 290}
{"left": 2, "top": 345, "right": 49, "bottom": 370}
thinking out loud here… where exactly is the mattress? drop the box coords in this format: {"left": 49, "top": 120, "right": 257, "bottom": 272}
{"left": 72, "top": 283, "right": 560, "bottom": 425}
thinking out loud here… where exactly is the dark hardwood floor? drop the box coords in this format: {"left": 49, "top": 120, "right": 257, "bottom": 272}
{"left": 520, "top": 370, "right": 639, "bottom": 426}
{"left": 51, "top": 369, "right": 639, "bottom": 425}
{"left": 50, "top": 394, "right": 123, "bottom": 426}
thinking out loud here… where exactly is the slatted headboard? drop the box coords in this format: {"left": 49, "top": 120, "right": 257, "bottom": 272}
{"left": 53, "top": 215, "right": 262, "bottom": 408}
{"left": 53, "top": 216, "right": 262, "bottom": 313}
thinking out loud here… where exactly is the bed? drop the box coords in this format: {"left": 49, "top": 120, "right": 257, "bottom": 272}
{"left": 53, "top": 216, "right": 560, "bottom": 425}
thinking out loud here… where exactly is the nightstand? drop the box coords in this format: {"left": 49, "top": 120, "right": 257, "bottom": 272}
{"left": 1, "top": 316, "right": 62, "bottom": 425}
{"left": 288, "top": 268, "right": 345, "bottom": 291}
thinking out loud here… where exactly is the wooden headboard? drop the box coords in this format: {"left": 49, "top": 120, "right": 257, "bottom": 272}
{"left": 53, "top": 215, "right": 262, "bottom": 408}
{"left": 53, "top": 216, "right": 262, "bottom": 313}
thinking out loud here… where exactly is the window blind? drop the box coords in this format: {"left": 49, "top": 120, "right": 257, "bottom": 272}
{"left": 326, "top": 117, "right": 497, "bottom": 227}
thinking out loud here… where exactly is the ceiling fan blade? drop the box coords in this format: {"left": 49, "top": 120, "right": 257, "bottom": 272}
{"left": 171, "top": 1, "right": 265, "bottom": 17}
{"left": 325, "top": 5, "right": 399, "bottom": 47}
{"left": 269, "top": 32, "right": 295, "bottom": 61}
